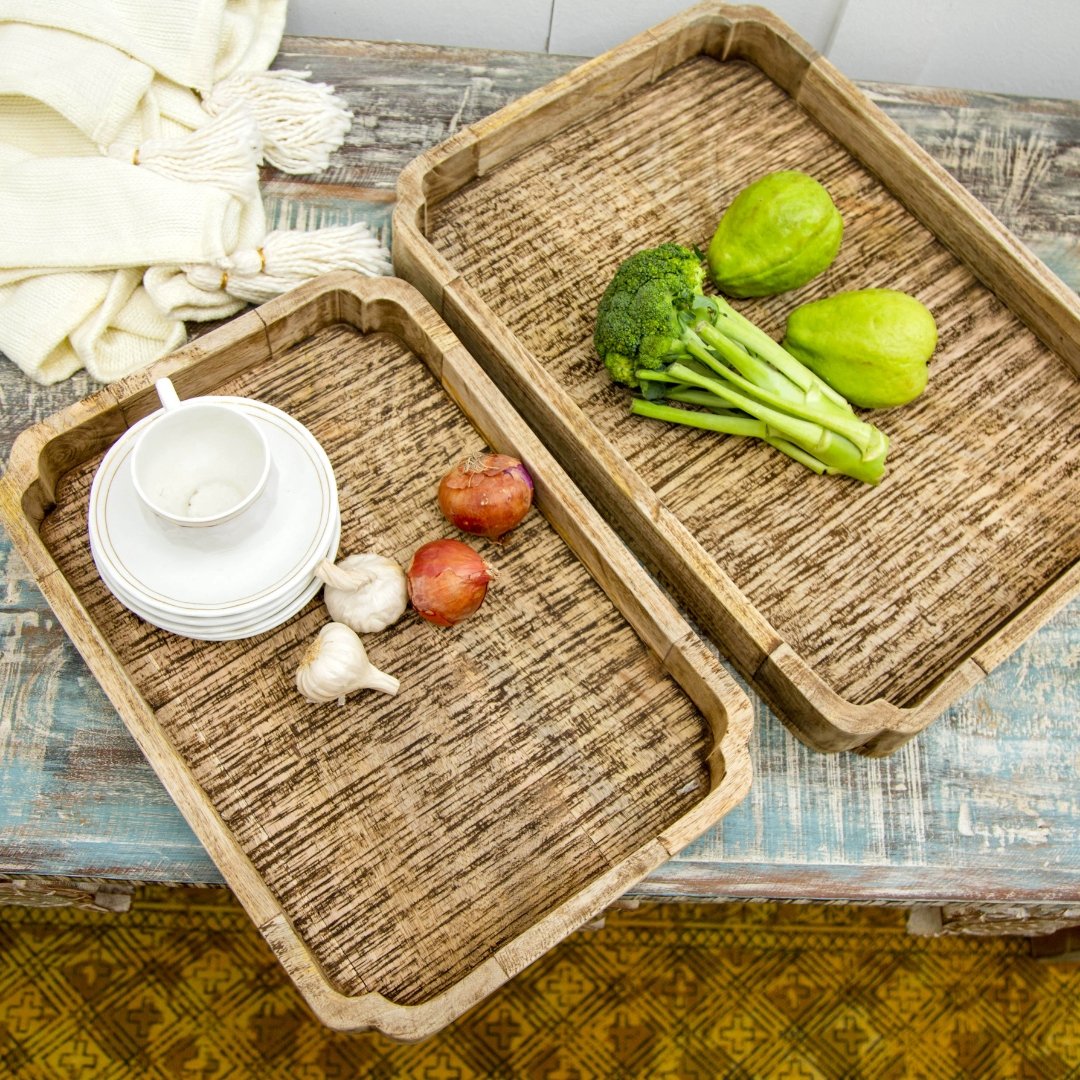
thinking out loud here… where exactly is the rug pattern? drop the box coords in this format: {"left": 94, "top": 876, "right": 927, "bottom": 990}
{"left": 2, "top": 888, "right": 1079, "bottom": 1078}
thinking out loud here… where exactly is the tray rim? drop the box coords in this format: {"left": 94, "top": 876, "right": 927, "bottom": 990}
{"left": 0, "top": 272, "right": 753, "bottom": 1039}
{"left": 390, "top": 1, "right": 1080, "bottom": 755}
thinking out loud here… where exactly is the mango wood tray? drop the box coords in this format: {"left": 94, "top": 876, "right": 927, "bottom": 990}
{"left": 393, "top": 2, "right": 1080, "bottom": 755}
{"left": 0, "top": 273, "right": 752, "bottom": 1039}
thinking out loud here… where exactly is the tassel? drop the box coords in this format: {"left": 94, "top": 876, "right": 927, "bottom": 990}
{"left": 181, "top": 223, "right": 392, "bottom": 304}
{"left": 202, "top": 70, "right": 352, "bottom": 175}
{"left": 104, "top": 100, "right": 261, "bottom": 198}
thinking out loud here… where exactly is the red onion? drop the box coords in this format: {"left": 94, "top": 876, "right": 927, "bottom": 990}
{"left": 437, "top": 452, "right": 534, "bottom": 539}
{"left": 407, "top": 539, "right": 495, "bottom": 626}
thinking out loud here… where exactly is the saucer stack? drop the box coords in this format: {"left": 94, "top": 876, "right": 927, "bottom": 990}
{"left": 88, "top": 397, "right": 339, "bottom": 641}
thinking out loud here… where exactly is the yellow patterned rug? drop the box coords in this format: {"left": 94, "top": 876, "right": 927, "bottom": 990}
{"left": 2, "top": 886, "right": 1079, "bottom": 1078}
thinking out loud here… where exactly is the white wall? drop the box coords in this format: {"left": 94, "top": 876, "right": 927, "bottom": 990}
{"left": 284, "top": 0, "right": 1080, "bottom": 101}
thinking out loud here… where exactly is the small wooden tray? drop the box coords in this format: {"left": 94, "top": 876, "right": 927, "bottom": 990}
{"left": 393, "top": 2, "right": 1080, "bottom": 754}
{"left": 0, "top": 274, "right": 752, "bottom": 1038}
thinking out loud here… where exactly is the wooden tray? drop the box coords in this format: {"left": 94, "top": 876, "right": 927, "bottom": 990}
{"left": 0, "top": 273, "right": 752, "bottom": 1039}
{"left": 393, "top": 2, "right": 1080, "bottom": 755}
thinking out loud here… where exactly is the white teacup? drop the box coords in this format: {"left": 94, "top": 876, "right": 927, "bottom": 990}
{"left": 131, "top": 378, "right": 270, "bottom": 528}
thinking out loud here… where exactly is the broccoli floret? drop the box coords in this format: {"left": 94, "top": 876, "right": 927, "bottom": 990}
{"left": 601, "top": 351, "right": 638, "bottom": 388}
{"left": 593, "top": 243, "right": 892, "bottom": 484}
{"left": 593, "top": 244, "right": 704, "bottom": 387}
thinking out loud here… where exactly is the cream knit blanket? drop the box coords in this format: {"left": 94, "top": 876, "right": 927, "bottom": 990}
{"left": 0, "top": 1, "right": 391, "bottom": 384}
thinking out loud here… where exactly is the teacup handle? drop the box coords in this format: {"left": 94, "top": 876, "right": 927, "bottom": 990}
{"left": 155, "top": 377, "right": 181, "bottom": 411}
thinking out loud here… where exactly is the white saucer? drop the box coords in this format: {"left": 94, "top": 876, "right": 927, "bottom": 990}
{"left": 96, "top": 516, "right": 340, "bottom": 640}
{"left": 89, "top": 398, "right": 339, "bottom": 631}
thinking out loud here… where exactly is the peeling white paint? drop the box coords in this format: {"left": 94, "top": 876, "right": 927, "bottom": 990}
{"left": 958, "top": 800, "right": 974, "bottom": 836}
{"left": 900, "top": 740, "right": 927, "bottom": 850}
{"left": 447, "top": 76, "right": 493, "bottom": 135}
{"left": 0, "top": 609, "right": 42, "bottom": 662}
{"left": 824, "top": 754, "right": 843, "bottom": 859}
{"left": 979, "top": 821, "right": 1051, "bottom": 848}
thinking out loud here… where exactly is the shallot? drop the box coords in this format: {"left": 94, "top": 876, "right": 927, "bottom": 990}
{"left": 437, "top": 452, "right": 533, "bottom": 539}
{"left": 407, "top": 539, "right": 494, "bottom": 626}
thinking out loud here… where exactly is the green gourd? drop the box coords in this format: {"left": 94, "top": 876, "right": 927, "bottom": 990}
{"left": 706, "top": 170, "right": 843, "bottom": 297}
{"left": 782, "top": 288, "right": 938, "bottom": 409}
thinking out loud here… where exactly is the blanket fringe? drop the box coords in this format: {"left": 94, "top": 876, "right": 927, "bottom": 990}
{"left": 183, "top": 223, "right": 392, "bottom": 304}
{"left": 104, "top": 100, "right": 261, "bottom": 197}
{"left": 202, "top": 69, "right": 352, "bottom": 174}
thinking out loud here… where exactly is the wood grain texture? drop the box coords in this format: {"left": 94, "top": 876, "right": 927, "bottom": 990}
{"left": 0, "top": 34, "right": 1077, "bottom": 920}
{"left": 0, "top": 874, "right": 132, "bottom": 912}
{"left": 396, "top": 6, "right": 1080, "bottom": 752}
{"left": 1, "top": 275, "right": 751, "bottom": 1036}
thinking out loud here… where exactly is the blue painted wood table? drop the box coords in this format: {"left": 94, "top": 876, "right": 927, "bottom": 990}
{"left": 1, "top": 38, "right": 1078, "bottom": 936}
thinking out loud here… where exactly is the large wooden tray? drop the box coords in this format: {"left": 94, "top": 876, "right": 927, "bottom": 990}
{"left": 393, "top": 2, "right": 1080, "bottom": 754}
{"left": 0, "top": 273, "right": 752, "bottom": 1038}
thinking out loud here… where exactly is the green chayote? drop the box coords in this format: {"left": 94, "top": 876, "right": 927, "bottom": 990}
{"left": 782, "top": 288, "right": 938, "bottom": 409}
{"left": 706, "top": 170, "right": 843, "bottom": 297}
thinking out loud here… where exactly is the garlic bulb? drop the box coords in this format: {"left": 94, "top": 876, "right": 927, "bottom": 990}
{"left": 296, "top": 622, "right": 400, "bottom": 704}
{"left": 314, "top": 553, "right": 408, "bottom": 633}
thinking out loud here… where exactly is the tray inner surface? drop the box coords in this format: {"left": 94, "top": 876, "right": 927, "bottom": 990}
{"left": 38, "top": 323, "right": 711, "bottom": 1005}
{"left": 427, "top": 56, "right": 1080, "bottom": 707}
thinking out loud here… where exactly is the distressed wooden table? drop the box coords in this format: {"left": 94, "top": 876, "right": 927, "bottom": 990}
{"left": 2, "top": 38, "right": 1078, "bottom": 936}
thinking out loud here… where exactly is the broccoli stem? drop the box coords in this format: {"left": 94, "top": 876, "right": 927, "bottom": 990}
{"left": 706, "top": 296, "right": 852, "bottom": 410}
{"left": 657, "top": 364, "right": 834, "bottom": 455}
{"left": 642, "top": 364, "right": 887, "bottom": 484}
{"left": 762, "top": 438, "right": 830, "bottom": 474}
{"left": 631, "top": 398, "right": 829, "bottom": 474}
{"left": 657, "top": 389, "right": 842, "bottom": 473}
{"left": 687, "top": 325, "right": 879, "bottom": 457}
{"left": 630, "top": 397, "right": 765, "bottom": 438}
{"left": 688, "top": 323, "right": 799, "bottom": 404}
{"left": 662, "top": 387, "right": 746, "bottom": 412}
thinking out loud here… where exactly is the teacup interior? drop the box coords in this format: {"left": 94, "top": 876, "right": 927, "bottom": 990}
{"left": 133, "top": 404, "right": 267, "bottom": 524}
